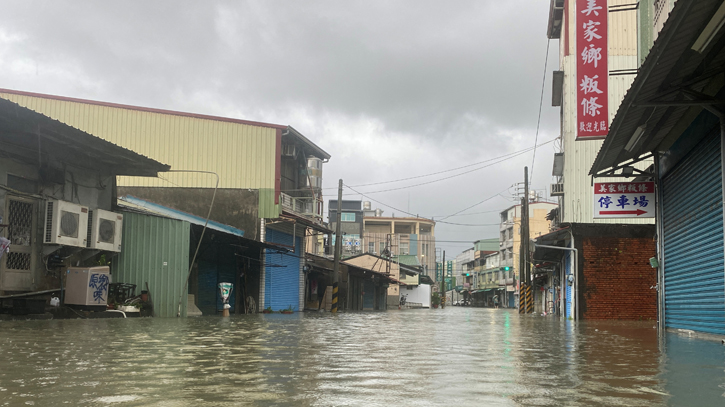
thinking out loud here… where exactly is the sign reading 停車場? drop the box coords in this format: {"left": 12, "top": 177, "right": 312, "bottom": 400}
{"left": 593, "top": 182, "right": 655, "bottom": 219}
{"left": 577, "top": 0, "right": 608, "bottom": 140}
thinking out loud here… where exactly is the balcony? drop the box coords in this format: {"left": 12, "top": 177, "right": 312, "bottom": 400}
{"left": 280, "top": 192, "right": 323, "bottom": 223}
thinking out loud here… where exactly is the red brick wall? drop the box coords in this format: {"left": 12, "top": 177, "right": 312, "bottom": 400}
{"left": 581, "top": 237, "right": 657, "bottom": 320}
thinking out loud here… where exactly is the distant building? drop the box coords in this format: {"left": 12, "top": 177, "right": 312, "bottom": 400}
{"left": 328, "top": 200, "right": 364, "bottom": 258}
{"left": 361, "top": 202, "right": 436, "bottom": 277}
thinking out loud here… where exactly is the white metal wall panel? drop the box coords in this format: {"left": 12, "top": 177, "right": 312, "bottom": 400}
{"left": 662, "top": 131, "right": 725, "bottom": 335}
{"left": 558, "top": 37, "right": 653, "bottom": 224}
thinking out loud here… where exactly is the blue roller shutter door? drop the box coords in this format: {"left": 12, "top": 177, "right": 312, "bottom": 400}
{"left": 662, "top": 131, "right": 725, "bottom": 335}
{"left": 265, "top": 229, "right": 301, "bottom": 311}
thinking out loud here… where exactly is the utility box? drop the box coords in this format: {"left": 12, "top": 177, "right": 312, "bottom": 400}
{"left": 64, "top": 266, "right": 111, "bottom": 306}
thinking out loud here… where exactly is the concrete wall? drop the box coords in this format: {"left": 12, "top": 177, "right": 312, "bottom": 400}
{"left": 1, "top": 158, "right": 116, "bottom": 293}
{"left": 118, "top": 187, "right": 259, "bottom": 239}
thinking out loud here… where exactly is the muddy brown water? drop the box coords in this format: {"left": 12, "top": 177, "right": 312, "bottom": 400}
{"left": 0, "top": 308, "right": 723, "bottom": 406}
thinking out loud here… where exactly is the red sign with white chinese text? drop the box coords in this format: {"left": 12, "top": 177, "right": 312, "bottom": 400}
{"left": 576, "top": 0, "right": 608, "bottom": 140}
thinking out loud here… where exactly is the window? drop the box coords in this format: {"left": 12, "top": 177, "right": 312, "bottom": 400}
{"left": 380, "top": 242, "right": 386, "bottom": 254}
{"left": 341, "top": 212, "right": 356, "bottom": 222}
{"left": 368, "top": 242, "right": 375, "bottom": 253}
{"left": 400, "top": 242, "right": 409, "bottom": 255}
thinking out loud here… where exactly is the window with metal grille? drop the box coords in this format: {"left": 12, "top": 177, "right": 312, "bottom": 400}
{"left": 8, "top": 200, "right": 33, "bottom": 247}
{"left": 5, "top": 252, "right": 31, "bottom": 271}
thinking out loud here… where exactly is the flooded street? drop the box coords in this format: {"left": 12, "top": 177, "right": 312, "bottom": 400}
{"left": 0, "top": 308, "right": 723, "bottom": 406}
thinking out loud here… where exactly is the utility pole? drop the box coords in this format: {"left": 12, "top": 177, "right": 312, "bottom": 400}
{"left": 518, "top": 195, "right": 526, "bottom": 314}
{"left": 332, "top": 179, "right": 343, "bottom": 313}
{"left": 441, "top": 250, "right": 446, "bottom": 308}
{"left": 523, "top": 167, "right": 532, "bottom": 313}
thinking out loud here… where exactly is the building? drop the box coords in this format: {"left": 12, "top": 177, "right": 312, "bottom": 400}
{"left": 534, "top": 224, "right": 657, "bottom": 320}
{"left": 328, "top": 200, "right": 364, "bottom": 258}
{"left": 0, "top": 98, "right": 167, "bottom": 296}
{"left": 589, "top": 0, "right": 725, "bottom": 337}
{"left": 361, "top": 202, "right": 436, "bottom": 277}
{"left": 0, "top": 88, "right": 332, "bottom": 313}
{"left": 538, "top": 0, "right": 657, "bottom": 320}
{"left": 344, "top": 253, "right": 417, "bottom": 308}
{"left": 472, "top": 252, "right": 506, "bottom": 307}
{"left": 304, "top": 253, "right": 401, "bottom": 311}
{"left": 546, "top": 0, "right": 654, "bottom": 226}
{"left": 499, "top": 201, "right": 557, "bottom": 302}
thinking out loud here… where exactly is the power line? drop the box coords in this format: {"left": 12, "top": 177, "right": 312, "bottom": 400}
{"left": 338, "top": 138, "right": 556, "bottom": 197}
{"left": 430, "top": 209, "right": 502, "bottom": 218}
{"left": 340, "top": 147, "right": 539, "bottom": 195}
{"left": 344, "top": 143, "right": 541, "bottom": 189}
{"left": 531, "top": 38, "right": 551, "bottom": 182}
{"left": 344, "top": 183, "right": 507, "bottom": 227}
{"left": 286, "top": 138, "right": 556, "bottom": 194}
{"left": 437, "top": 186, "right": 510, "bottom": 221}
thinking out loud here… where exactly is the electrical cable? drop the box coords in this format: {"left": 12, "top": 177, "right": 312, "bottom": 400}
{"left": 340, "top": 143, "right": 552, "bottom": 196}
{"left": 531, "top": 38, "right": 551, "bottom": 182}
{"left": 437, "top": 187, "right": 511, "bottom": 221}
{"left": 284, "top": 138, "right": 556, "bottom": 193}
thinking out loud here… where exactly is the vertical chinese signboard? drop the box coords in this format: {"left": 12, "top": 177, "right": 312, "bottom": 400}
{"left": 593, "top": 182, "right": 655, "bottom": 218}
{"left": 577, "top": 0, "right": 608, "bottom": 140}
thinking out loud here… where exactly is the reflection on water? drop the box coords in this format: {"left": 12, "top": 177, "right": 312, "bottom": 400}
{"left": 0, "top": 308, "right": 722, "bottom": 406}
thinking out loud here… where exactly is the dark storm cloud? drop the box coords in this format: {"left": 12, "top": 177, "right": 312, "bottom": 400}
{"left": 1, "top": 1, "right": 554, "bottom": 141}
{"left": 0, "top": 0, "right": 560, "bottom": 254}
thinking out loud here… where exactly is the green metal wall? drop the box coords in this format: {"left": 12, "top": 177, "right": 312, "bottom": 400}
{"left": 111, "top": 212, "right": 191, "bottom": 317}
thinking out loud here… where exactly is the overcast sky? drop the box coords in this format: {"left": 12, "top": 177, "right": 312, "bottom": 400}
{"left": 0, "top": 1, "right": 560, "bottom": 257}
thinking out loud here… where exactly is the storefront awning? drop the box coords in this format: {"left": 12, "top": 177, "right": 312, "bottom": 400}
{"left": 590, "top": 0, "right": 725, "bottom": 176}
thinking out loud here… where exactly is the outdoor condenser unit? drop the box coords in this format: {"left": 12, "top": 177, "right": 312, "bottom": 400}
{"left": 44, "top": 199, "right": 90, "bottom": 247}
{"left": 87, "top": 208, "right": 123, "bottom": 252}
{"left": 64, "top": 266, "right": 111, "bottom": 306}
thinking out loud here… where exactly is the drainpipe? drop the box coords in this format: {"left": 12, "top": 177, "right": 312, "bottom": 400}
{"left": 535, "top": 241, "right": 578, "bottom": 320}
{"left": 654, "top": 152, "right": 666, "bottom": 333}
{"left": 259, "top": 218, "right": 266, "bottom": 311}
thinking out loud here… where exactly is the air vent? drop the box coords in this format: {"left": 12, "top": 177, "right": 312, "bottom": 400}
{"left": 86, "top": 209, "right": 94, "bottom": 248}
{"left": 45, "top": 201, "right": 54, "bottom": 243}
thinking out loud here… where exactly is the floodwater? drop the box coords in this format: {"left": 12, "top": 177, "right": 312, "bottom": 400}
{"left": 0, "top": 308, "right": 723, "bottom": 407}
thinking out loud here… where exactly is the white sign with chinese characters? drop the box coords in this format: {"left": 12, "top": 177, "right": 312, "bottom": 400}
{"left": 593, "top": 182, "right": 655, "bottom": 219}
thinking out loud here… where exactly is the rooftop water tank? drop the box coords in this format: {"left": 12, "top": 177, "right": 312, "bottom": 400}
{"left": 305, "top": 157, "right": 323, "bottom": 192}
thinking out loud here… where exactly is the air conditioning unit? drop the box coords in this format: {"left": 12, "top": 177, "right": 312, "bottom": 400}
{"left": 282, "top": 144, "right": 296, "bottom": 157}
{"left": 44, "top": 199, "right": 89, "bottom": 247}
{"left": 551, "top": 183, "right": 564, "bottom": 196}
{"left": 88, "top": 209, "right": 123, "bottom": 252}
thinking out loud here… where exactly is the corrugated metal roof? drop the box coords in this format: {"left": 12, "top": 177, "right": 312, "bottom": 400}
{"left": 0, "top": 97, "right": 169, "bottom": 177}
{"left": 392, "top": 255, "right": 421, "bottom": 267}
{"left": 118, "top": 195, "right": 245, "bottom": 237}
{"left": 473, "top": 238, "right": 499, "bottom": 252}
{"left": 591, "top": 0, "right": 725, "bottom": 175}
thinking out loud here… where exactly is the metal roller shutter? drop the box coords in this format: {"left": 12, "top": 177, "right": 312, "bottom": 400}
{"left": 264, "top": 229, "right": 301, "bottom": 311}
{"left": 663, "top": 131, "right": 725, "bottom": 335}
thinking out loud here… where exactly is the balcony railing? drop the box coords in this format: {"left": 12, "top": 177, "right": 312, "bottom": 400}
{"left": 280, "top": 192, "right": 323, "bottom": 223}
